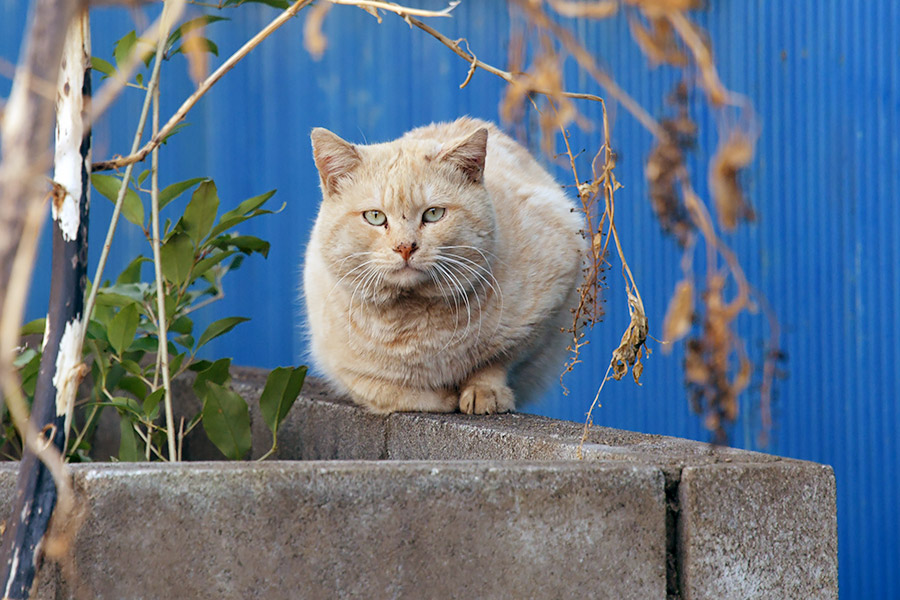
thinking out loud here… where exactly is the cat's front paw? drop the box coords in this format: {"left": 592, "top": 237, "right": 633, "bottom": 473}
{"left": 459, "top": 380, "right": 514, "bottom": 415}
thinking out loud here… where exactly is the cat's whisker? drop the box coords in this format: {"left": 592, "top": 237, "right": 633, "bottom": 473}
{"left": 430, "top": 263, "right": 461, "bottom": 343}
{"left": 347, "top": 263, "right": 381, "bottom": 338}
{"left": 326, "top": 257, "right": 380, "bottom": 303}
{"left": 429, "top": 263, "right": 459, "bottom": 345}
{"left": 434, "top": 261, "right": 472, "bottom": 344}
{"left": 439, "top": 258, "right": 488, "bottom": 339}
{"left": 449, "top": 266, "right": 484, "bottom": 339}
{"left": 438, "top": 244, "right": 507, "bottom": 267}
{"left": 427, "top": 269, "right": 459, "bottom": 354}
{"left": 440, "top": 253, "right": 500, "bottom": 298}
{"left": 440, "top": 252, "right": 504, "bottom": 333}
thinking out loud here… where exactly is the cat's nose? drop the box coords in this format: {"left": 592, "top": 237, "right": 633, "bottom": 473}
{"left": 394, "top": 242, "right": 418, "bottom": 261}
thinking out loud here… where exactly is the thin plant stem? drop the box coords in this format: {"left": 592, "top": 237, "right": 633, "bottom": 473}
{"left": 83, "top": 24, "right": 173, "bottom": 334}
{"left": 577, "top": 362, "right": 613, "bottom": 459}
{"left": 148, "top": 0, "right": 179, "bottom": 462}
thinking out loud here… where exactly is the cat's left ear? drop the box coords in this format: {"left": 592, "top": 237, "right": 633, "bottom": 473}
{"left": 439, "top": 128, "right": 488, "bottom": 184}
{"left": 311, "top": 128, "right": 361, "bottom": 196}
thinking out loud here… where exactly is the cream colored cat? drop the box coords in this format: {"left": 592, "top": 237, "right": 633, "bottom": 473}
{"left": 304, "top": 117, "right": 584, "bottom": 414}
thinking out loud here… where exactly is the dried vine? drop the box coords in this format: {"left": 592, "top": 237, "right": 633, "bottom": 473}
{"left": 376, "top": 0, "right": 781, "bottom": 445}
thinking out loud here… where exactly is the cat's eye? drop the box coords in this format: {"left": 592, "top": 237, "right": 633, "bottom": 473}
{"left": 363, "top": 210, "right": 387, "bottom": 226}
{"left": 422, "top": 207, "right": 446, "bottom": 223}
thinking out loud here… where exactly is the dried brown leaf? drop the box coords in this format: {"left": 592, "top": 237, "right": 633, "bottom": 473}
{"left": 182, "top": 28, "right": 209, "bottom": 85}
{"left": 549, "top": 0, "right": 618, "bottom": 19}
{"left": 632, "top": 346, "right": 644, "bottom": 384}
{"left": 684, "top": 339, "right": 707, "bottom": 384}
{"left": 610, "top": 290, "right": 648, "bottom": 382}
{"left": 626, "top": 0, "right": 700, "bottom": 18}
{"left": 709, "top": 132, "right": 755, "bottom": 230}
{"left": 303, "top": 2, "right": 332, "bottom": 60}
{"left": 628, "top": 15, "right": 687, "bottom": 66}
{"left": 359, "top": 5, "right": 383, "bottom": 21}
{"left": 662, "top": 279, "right": 693, "bottom": 350}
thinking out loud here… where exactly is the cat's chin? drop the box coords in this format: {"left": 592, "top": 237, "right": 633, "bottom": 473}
{"left": 388, "top": 264, "right": 429, "bottom": 288}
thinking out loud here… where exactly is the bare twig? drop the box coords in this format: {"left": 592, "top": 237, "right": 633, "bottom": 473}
{"left": 148, "top": 1, "right": 179, "bottom": 460}
{"left": 405, "top": 16, "right": 608, "bottom": 105}
{"left": 328, "top": 0, "right": 458, "bottom": 18}
{"left": 93, "top": 0, "right": 317, "bottom": 171}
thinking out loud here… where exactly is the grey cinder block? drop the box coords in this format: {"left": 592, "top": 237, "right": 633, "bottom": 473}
{"left": 21, "top": 461, "right": 665, "bottom": 600}
{"left": 677, "top": 462, "right": 838, "bottom": 600}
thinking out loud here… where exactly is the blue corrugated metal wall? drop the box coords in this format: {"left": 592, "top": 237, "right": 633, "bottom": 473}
{"left": 2, "top": 1, "right": 898, "bottom": 597}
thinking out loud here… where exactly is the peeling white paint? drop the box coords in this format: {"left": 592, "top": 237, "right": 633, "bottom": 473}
{"left": 53, "top": 318, "right": 86, "bottom": 418}
{"left": 51, "top": 12, "right": 90, "bottom": 242}
{"left": 3, "top": 546, "right": 19, "bottom": 598}
{"left": 41, "top": 315, "right": 51, "bottom": 352}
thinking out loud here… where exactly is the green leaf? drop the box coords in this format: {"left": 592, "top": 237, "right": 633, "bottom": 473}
{"left": 228, "top": 0, "right": 291, "bottom": 8}
{"left": 212, "top": 234, "right": 270, "bottom": 258}
{"left": 92, "top": 173, "right": 144, "bottom": 226}
{"left": 171, "top": 38, "right": 220, "bottom": 58}
{"left": 196, "top": 317, "right": 249, "bottom": 350}
{"left": 182, "top": 180, "right": 219, "bottom": 245}
{"left": 108, "top": 303, "right": 140, "bottom": 356}
{"left": 13, "top": 348, "right": 39, "bottom": 369}
{"left": 86, "top": 319, "right": 106, "bottom": 340}
{"left": 168, "top": 352, "right": 185, "bottom": 377}
{"left": 119, "top": 358, "right": 143, "bottom": 377}
{"left": 170, "top": 315, "right": 193, "bottom": 335}
{"left": 113, "top": 31, "right": 137, "bottom": 69}
{"left": 174, "top": 334, "right": 195, "bottom": 350}
{"left": 91, "top": 56, "right": 115, "bottom": 78}
{"left": 209, "top": 190, "right": 277, "bottom": 239}
{"left": 117, "top": 375, "right": 147, "bottom": 401}
{"left": 166, "top": 15, "right": 229, "bottom": 50}
{"left": 143, "top": 387, "right": 165, "bottom": 420}
{"left": 111, "top": 395, "right": 144, "bottom": 419}
{"left": 20, "top": 318, "right": 45, "bottom": 336}
{"left": 116, "top": 256, "right": 149, "bottom": 284}
{"left": 259, "top": 366, "right": 307, "bottom": 434}
{"left": 18, "top": 352, "right": 42, "bottom": 397}
{"left": 97, "top": 282, "right": 151, "bottom": 306}
{"left": 160, "top": 232, "right": 194, "bottom": 285}
{"left": 21, "top": 355, "right": 41, "bottom": 396}
{"left": 129, "top": 336, "right": 158, "bottom": 353}
{"left": 161, "top": 122, "right": 190, "bottom": 145}
{"left": 86, "top": 320, "right": 107, "bottom": 344}
{"left": 201, "top": 382, "right": 251, "bottom": 460}
{"left": 192, "top": 249, "right": 236, "bottom": 282}
{"left": 189, "top": 359, "right": 214, "bottom": 373}
{"left": 192, "top": 358, "right": 231, "bottom": 398}
{"left": 118, "top": 417, "right": 144, "bottom": 462}
{"left": 159, "top": 177, "right": 206, "bottom": 211}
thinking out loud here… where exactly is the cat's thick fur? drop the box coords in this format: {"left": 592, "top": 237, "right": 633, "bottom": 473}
{"left": 304, "top": 117, "right": 584, "bottom": 414}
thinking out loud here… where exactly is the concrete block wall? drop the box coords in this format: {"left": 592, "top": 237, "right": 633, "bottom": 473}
{"left": 10, "top": 368, "right": 835, "bottom": 599}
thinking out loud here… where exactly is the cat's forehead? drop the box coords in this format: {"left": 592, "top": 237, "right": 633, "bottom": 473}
{"left": 366, "top": 138, "right": 443, "bottom": 164}
{"left": 357, "top": 140, "right": 445, "bottom": 210}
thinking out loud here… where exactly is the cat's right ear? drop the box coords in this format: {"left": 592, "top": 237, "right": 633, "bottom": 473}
{"left": 311, "top": 128, "right": 361, "bottom": 196}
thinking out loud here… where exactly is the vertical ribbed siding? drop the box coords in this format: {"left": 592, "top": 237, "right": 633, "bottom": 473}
{"left": 2, "top": 2, "right": 897, "bottom": 597}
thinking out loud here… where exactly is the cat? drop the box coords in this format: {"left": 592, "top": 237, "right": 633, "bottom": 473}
{"left": 304, "top": 117, "right": 585, "bottom": 414}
